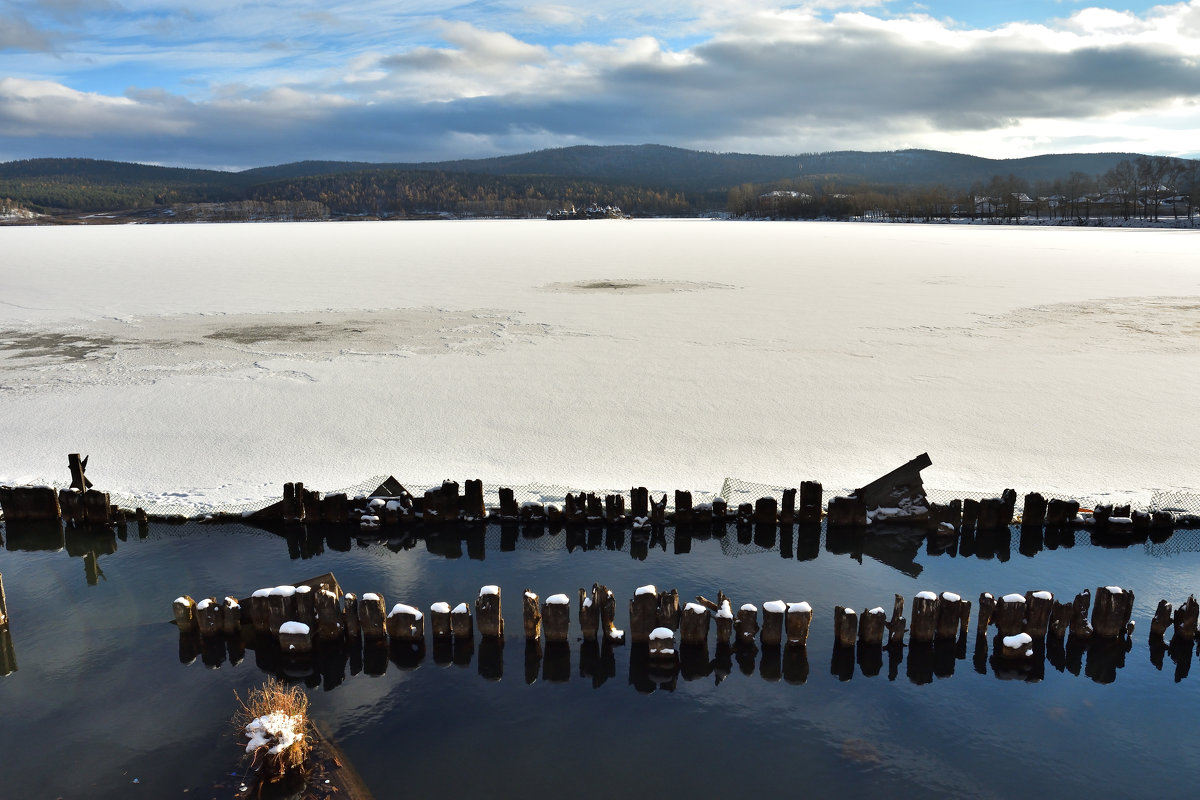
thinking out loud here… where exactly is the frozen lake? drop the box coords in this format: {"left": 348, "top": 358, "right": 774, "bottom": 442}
{"left": 1, "top": 219, "right": 1198, "bottom": 510}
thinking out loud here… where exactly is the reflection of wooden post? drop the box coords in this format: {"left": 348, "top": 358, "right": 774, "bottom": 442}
{"left": 1173, "top": 595, "right": 1198, "bottom": 640}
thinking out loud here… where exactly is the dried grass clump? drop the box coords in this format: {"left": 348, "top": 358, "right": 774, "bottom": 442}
{"left": 234, "top": 680, "right": 312, "bottom": 783}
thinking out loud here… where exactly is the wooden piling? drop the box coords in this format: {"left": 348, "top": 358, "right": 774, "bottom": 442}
{"left": 798, "top": 481, "right": 822, "bottom": 524}
{"left": 221, "top": 596, "right": 242, "bottom": 636}
{"left": 886, "top": 594, "right": 906, "bottom": 646}
{"left": 1024, "top": 591, "right": 1054, "bottom": 638}
{"left": 631, "top": 487, "right": 649, "bottom": 518}
{"left": 578, "top": 586, "right": 599, "bottom": 640}
{"left": 267, "top": 585, "right": 299, "bottom": 636}
{"left": 630, "top": 585, "right": 659, "bottom": 643}
{"left": 761, "top": 600, "right": 786, "bottom": 646}
{"left": 650, "top": 494, "right": 667, "bottom": 526}
{"left": 294, "top": 585, "right": 316, "bottom": 627}
{"left": 343, "top": 593, "right": 361, "bottom": 639}
{"left": 994, "top": 593, "right": 1027, "bottom": 637}
{"left": 937, "top": 592, "right": 969, "bottom": 639}
{"left": 0, "top": 573, "right": 7, "bottom": 626}
{"left": 313, "top": 588, "right": 342, "bottom": 640}
{"left": 657, "top": 588, "right": 680, "bottom": 630}
{"left": 0, "top": 485, "right": 61, "bottom": 521}
{"left": 194, "top": 597, "right": 221, "bottom": 637}
{"left": 522, "top": 591, "right": 542, "bottom": 640}
{"left": 735, "top": 604, "right": 759, "bottom": 644}
{"left": 754, "top": 496, "right": 778, "bottom": 525}
{"left": 1022, "top": 493, "right": 1047, "bottom": 527}
{"left": 675, "top": 490, "right": 693, "bottom": 525}
{"left": 1069, "top": 589, "right": 1093, "bottom": 639}
{"left": 542, "top": 594, "right": 570, "bottom": 642}
{"left": 1048, "top": 600, "right": 1074, "bottom": 639}
{"left": 463, "top": 479, "right": 485, "bottom": 521}
{"left": 499, "top": 488, "right": 518, "bottom": 520}
{"left": 279, "top": 621, "right": 313, "bottom": 655}
{"left": 173, "top": 595, "right": 197, "bottom": 633}
{"left": 833, "top": 606, "right": 858, "bottom": 648}
{"left": 450, "top": 603, "right": 473, "bottom": 640}
{"left": 1149, "top": 600, "right": 1173, "bottom": 641}
{"left": 1046, "top": 498, "right": 1079, "bottom": 527}
{"left": 475, "top": 586, "right": 503, "bottom": 638}
{"left": 827, "top": 496, "right": 866, "bottom": 527}
{"left": 386, "top": 603, "right": 424, "bottom": 642}
{"left": 779, "top": 488, "right": 796, "bottom": 524}
{"left": 1091, "top": 586, "right": 1133, "bottom": 638}
{"left": 859, "top": 606, "right": 887, "bottom": 647}
{"left": 649, "top": 627, "right": 676, "bottom": 658}
{"left": 1173, "top": 595, "right": 1198, "bottom": 640}
{"left": 785, "top": 601, "right": 813, "bottom": 645}
{"left": 714, "top": 595, "right": 735, "bottom": 644}
{"left": 680, "top": 603, "right": 710, "bottom": 645}
{"left": 596, "top": 585, "right": 619, "bottom": 641}
{"left": 911, "top": 591, "right": 939, "bottom": 644}
{"left": 359, "top": 593, "right": 387, "bottom": 639}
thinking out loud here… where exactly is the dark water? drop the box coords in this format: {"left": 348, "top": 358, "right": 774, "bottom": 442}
{"left": 2, "top": 519, "right": 1200, "bottom": 799}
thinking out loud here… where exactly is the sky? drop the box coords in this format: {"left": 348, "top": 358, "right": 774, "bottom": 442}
{"left": 0, "top": 0, "right": 1198, "bottom": 169}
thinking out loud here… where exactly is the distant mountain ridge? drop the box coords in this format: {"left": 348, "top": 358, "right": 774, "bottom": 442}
{"left": 0, "top": 145, "right": 1184, "bottom": 216}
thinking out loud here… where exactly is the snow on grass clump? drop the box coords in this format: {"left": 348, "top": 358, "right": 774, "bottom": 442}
{"left": 234, "top": 680, "right": 311, "bottom": 786}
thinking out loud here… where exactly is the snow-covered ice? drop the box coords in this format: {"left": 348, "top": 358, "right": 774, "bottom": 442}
{"left": 2, "top": 219, "right": 1198, "bottom": 511}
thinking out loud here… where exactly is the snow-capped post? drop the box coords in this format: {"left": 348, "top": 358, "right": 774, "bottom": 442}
{"left": 976, "top": 592, "right": 996, "bottom": 634}
{"left": 779, "top": 488, "right": 796, "bottom": 525}
{"left": 597, "top": 585, "right": 621, "bottom": 643}
{"left": 246, "top": 589, "right": 270, "bottom": 634}
{"left": 680, "top": 603, "right": 710, "bottom": 645}
{"left": 994, "top": 594, "right": 1027, "bottom": 637}
{"left": 498, "top": 488, "right": 519, "bottom": 520}
{"left": 267, "top": 586, "right": 299, "bottom": 636}
{"left": 1069, "top": 590, "right": 1094, "bottom": 638}
{"left": 712, "top": 497, "right": 728, "bottom": 520}
{"left": 522, "top": 591, "right": 542, "bottom": 640}
{"left": 314, "top": 588, "right": 342, "bottom": 640}
{"left": 0, "top": 485, "right": 61, "bottom": 521}
{"left": 630, "top": 585, "right": 659, "bottom": 643}
{"left": 320, "top": 492, "right": 348, "bottom": 524}
{"left": 542, "top": 594, "right": 570, "bottom": 642}
{"left": 1024, "top": 591, "right": 1054, "bottom": 638}
{"left": 195, "top": 597, "right": 221, "bottom": 637}
{"left": 937, "top": 592, "right": 970, "bottom": 639}
{"left": 886, "top": 594, "right": 907, "bottom": 646}
{"left": 833, "top": 606, "right": 858, "bottom": 648}
{"left": 429, "top": 602, "right": 452, "bottom": 638}
{"left": 172, "top": 595, "right": 198, "bottom": 633}
{"left": 386, "top": 603, "right": 424, "bottom": 642}
{"left": 221, "top": 596, "right": 242, "bottom": 636}
{"left": 656, "top": 588, "right": 680, "bottom": 629}
{"left": 1046, "top": 498, "right": 1079, "bottom": 527}
{"left": 648, "top": 627, "right": 676, "bottom": 659}
{"left": 1149, "top": 600, "right": 1173, "bottom": 642}
{"left": 450, "top": 602, "right": 473, "bottom": 640}
{"left": 358, "top": 593, "right": 386, "bottom": 639}
{"left": 858, "top": 606, "right": 887, "bottom": 646}
{"left": 713, "top": 595, "right": 735, "bottom": 644}
{"left": 649, "top": 494, "right": 667, "bottom": 526}
{"left": 1091, "top": 586, "right": 1134, "bottom": 638}
{"left": 278, "top": 621, "right": 313, "bottom": 654}
{"left": 343, "top": 593, "right": 361, "bottom": 638}
{"left": 799, "top": 481, "right": 822, "bottom": 525}
{"left": 1172, "top": 595, "right": 1198, "bottom": 640}
{"left": 475, "top": 585, "right": 503, "bottom": 638}
{"left": 999, "top": 632, "right": 1034, "bottom": 660}
{"left": 674, "top": 490, "right": 693, "bottom": 525}
{"left": 1022, "top": 493, "right": 1047, "bottom": 528}
{"left": 578, "top": 586, "right": 599, "bottom": 640}
{"left": 761, "top": 600, "right": 786, "bottom": 646}
{"left": 735, "top": 604, "right": 759, "bottom": 643}
{"left": 604, "top": 494, "right": 625, "bottom": 525}
{"left": 911, "top": 591, "right": 940, "bottom": 644}
{"left": 293, "top": 585, "right": 316, "bottom": 627}
{"left": 440, "top": 480, "right": 460, "bottom": 523}
{"left": 786, "top": 601, "right": 813, "bottom": 645}
{"left": 462, "top": 479, "right": 485, "bottom": 521}
{"left": 753, "top": 496, "right": 777, "bottom": 525}
{"left": 1048, "top": 599, "right": 1074, "bottom": 639}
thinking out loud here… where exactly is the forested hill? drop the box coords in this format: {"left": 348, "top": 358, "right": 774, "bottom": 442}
{"left": 0, "top": 145, "right": 1174, "bottom": 216}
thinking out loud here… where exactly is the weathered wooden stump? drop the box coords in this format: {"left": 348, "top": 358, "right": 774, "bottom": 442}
{"left": 799, "top": 481, "right": 822, "bottom": 524}
{"left": 833, "top": 606, "right": 858, "bottom": 648}
{"left": 779, "top": 488, "right": 796, "bottom": 524}
{"left": 475, "top": 585, "right": 503, "bottom": 638}
{"left": 343, "top": 593, "right": 361, "bottom": 639}
{"left": 1170, "top": 594, "right": 1199, "bottom": 641}
{"left": 278, "top": 621, "right": 313, "bottom": 654}
{"left": 754, "top": 496, "right": 778, "bottom": 525}
{"left": 246, "top": 589, "right": 270, "bottom": 634}
{"left": 359, "top": 593, "right": 387, "bottom": 639}
{"left": 596, "top": 585, "right": 620, "bottom": 641}
{"left": 714, "top": 596, "right": 735, "bottom": 644}
{"left": 522, "top": 591, "right": 542, "bottom": 640}
{"left": 999, "top": 632, "right": 1034, "bottom": 660}
{"left": 937, "top": 592, "right": 970, "bottom": 639}
{"left": 1069, "top": 589, "right": 1093, "bottom": 639}
{"left": 463, "top": 479, "right": 485, "bottom": 521}
{"left": 994, "top": 593, "right": 1027, "bottom": 637}
{"left": 1148, "top": 599, "right": 1173, "bottom": 641}
{"left": 859, "top": 606, "right": 887, "bottom": 646}
{"left": 650, "top": 494, "right": 667, "bottom": 526}
{"left": 386, "top": 603, "right": 424, "bottom": 642}
{"left": 267, "top": 586, "right": 299, "bottom": 636}
{"left": 680, "top": 603, "right": 710, "bottom": 645}
{"left": 911, "top": 591, "right": 939, "bottom": 644}
{"left": 630, "top": 585, "right": 660, "bottom": 643}
{"left": 499, "top": 487, "right": 519, "bottom": 520}
{"left": 674, "top": 490, "right": 693, "bottom": 525}
{"left": 735, "top": 604, "right": 759, "bottom": 644}
{"left": 1024, "top": 591, "right": 1054, "bottom": 638}
{"left": 451, "top": 602, "right": 473, "bottom": 640}
{"left": 1046, "top": 498, "right": 1079, "bottom": 527}
{"left": 1048, "top": 599, "right": 1074, "bottom": 639}
{"left": 657, "top": 588, "right": 680, "bottom": 630}
{"left": 712, "top": 498, "right": 728, "bottom": 520}
{"left": 630, "top": 487, "right": 649, "bottom": 518}
{"left": 827, "top": 496, "right": 866, "bottom": 527}
{"left": 961, "top": 498, "right": 979, "bottom": 530}
{"left": 0, "top": 485, "right": 61, "bottom": 521}
{"left": 886, "top": 594, "right": 906, "bottom": 646}
{"left": 1091, "top": 586, "right": 1133, "bottom": 638}
{"left": 192, "top": 597, "right": 219, "bottom": 636}
{"left": 1022, "top": 493, "right": 1047, "bottom": 527}
{"left": 578, "top": 586, "right": 599, "bottom": 640}
{"left": 761, "top": 600, "right": 786, "bottom": 646}
{"left": 786, "top": 601, "right": 813, "bottom": 645}
{"left": 294, "top": 585, "right": 316, "bottom": 627}
{"left": 542, "top": 594, "right": 571, "bottom": 642}
{"left": 172, "top": 595, "right": 197, "bottom": 633}
{"left": 221, "top": 596, "right": 242, "bottom": 636}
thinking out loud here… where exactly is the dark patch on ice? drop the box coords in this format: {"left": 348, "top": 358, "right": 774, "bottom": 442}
{"left": 204, "top": 323, "right": 364, "bottom": 345}
{"left": 540, "top": 278, "right": 735, "bottom": 294}
{"left": 0, "top": 330, "right": 129, "bottom": 362}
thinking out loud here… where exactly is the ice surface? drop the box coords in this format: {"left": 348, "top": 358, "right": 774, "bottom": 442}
{"left": 2, "top": 220, "right": 1198, "bottom": 510}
